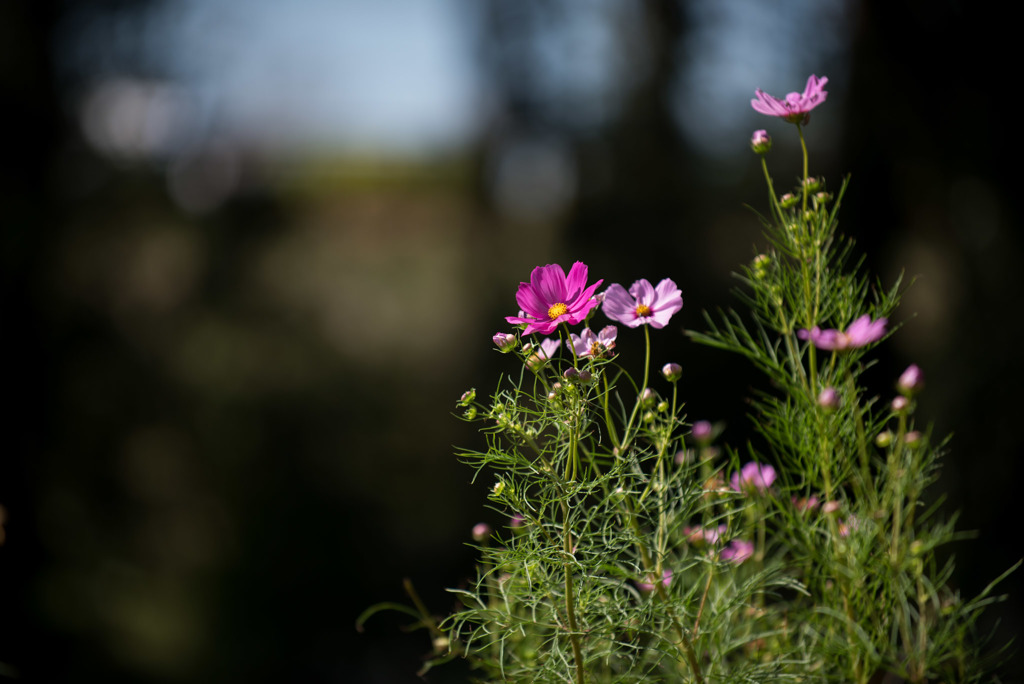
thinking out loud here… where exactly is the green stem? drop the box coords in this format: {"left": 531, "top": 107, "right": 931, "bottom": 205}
{"left": 558, "top": 498, "right": 585, "bottom": 684}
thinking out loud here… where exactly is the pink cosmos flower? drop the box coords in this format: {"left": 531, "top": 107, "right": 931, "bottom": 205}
{"left": 798, "top": 314, "right": 887, "bottom": 351}
{"left": 751, "top": 74, "right": 828, "bottom": 124}
{"left": 602, "top": 278, "right": 683, "bottom": 329}
{"left": 570, "top": 325, "right": 618, "bottom": 357}
{"left": 636, "top": 569, "right": 673, "bottom": 592}
{"left": 524, "top": 338, "right": 562, "bottom": 367}
{"left": 506, "top": 262, "right": 604, "bottom": 336}
{"left": 731, "top": 462, "right": 777, "bottom": 494}
{"left": 720, "top": 539, "right": 755, "bottom": 564}
{"left": 684, "top": 524, "right": 726, "bottom": 547}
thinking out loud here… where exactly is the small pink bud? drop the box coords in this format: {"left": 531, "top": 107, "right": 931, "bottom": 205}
{"left": 492, "top": 332, "right": 517, "bottom": 352}
{"left": 818, "top": 387, "right": 839, "bottom": 410}
{"left": 472, "top": 523, "right": 491, "bottom": 542}
{"left": 891, "top": 395, "right": 909, "bottom": 412}
{"left": 661, "top": 362, "right": 682, "bottom": 382}
{"left": 750, "top": 129, "right": 772, "bottom": 154}
{"left": 691, "top": 420, "right": 713, "bottom": 444}
{"left": 640, "top": 388, "right": 657, "bottom": 408}
{"left": 904, "top": 431, "right": 922, "bottom": 447}
{"left": 897, "top": 364, "right": 924, "bottom": 396}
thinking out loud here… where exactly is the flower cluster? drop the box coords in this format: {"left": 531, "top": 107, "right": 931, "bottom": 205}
{"left": 499, "top": 264, "right": 684, "bottom": 351}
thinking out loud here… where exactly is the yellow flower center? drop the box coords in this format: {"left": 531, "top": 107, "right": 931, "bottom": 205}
{"left": 547, "top": 302, "right": 568, "bottom": 320}
{"left": 635, "top": 303, "right": 651, "bottom": 317}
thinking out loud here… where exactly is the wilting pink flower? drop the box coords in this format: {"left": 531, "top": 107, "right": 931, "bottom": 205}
{"left": 570, "top": 325, "right": 618, "bottom": 357}
{"left": 798, "top": 315, "right": 887, "bottom": 351}
{"left": 506, "top": 262, "right": 604, "bottom": 336}
{"left": 637, "top": 569, "right": 673, "bottom": 592}
{"left": 751, "top": 74, "right": 828, "bottom": 124}
{"left": 720, "top": 539, "right": 755, "bottom": 564}
{"left": 731, "top": 462, "right": 777, "bottom": 494}
{"left": 898, "top": 364, "right": 924, "bottom": 395}
{"left": 602, "top": 278, "right": 683, "bottom": 328}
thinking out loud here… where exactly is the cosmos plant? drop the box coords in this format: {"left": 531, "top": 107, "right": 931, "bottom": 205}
{"left": 361, "top": 75, "right": 1017, "bottom": 684}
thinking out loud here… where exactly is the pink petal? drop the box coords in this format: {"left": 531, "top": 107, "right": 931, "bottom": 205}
{"left": 563, "top": 261, "right": 590, "bottom": 300}
{"left": 531, "top": 264, "right": 568, "bottom": 306}
{"left": 628, "top": 279, "right": 656, "bottom": 306}
{"left": 602, "top": 284, "right": 641, "bottom": 327}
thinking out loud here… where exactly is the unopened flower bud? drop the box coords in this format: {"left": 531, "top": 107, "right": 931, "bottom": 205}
{"left": 897, "top": 364, "right": 924, "bottom": 396}
{"left": 577, "top": 369, "right": 593, "bottom": 383}
{"left": 492, "top": 481, "right": 506, "bottom": 497}
{"left": 818, "top": 387, "right": 839, "bottom": 411}
{"left": 891, "top": 395, "right": 909, "bottom": 412}
{"left": 750, "top": 129, "right": 772, "bottom": 155}
{"left": 822, "top": 500, "right": 841, "bottom": 515}
{"left": 661, "top": 362, "right": 682, "bottom": 382}
{"left": 875, "top": 431, "right": 893, "bottom": 448}
{"left": 779, "top": 193, "right": 798, "bottom": 209}
{"left": 801, "top": 177, "right": 822, "bottom": 193}
{"left": 657, "top": 400, "right": 669, "bottom": 413}
{"left": 472, "top": 522, "right": 491, "bottom": 542}
{"left": 904, "top": 430, "right": 922, "bottom": 447}
{"left": 691, "top": 420, "right": 713, "bottom": 444}
{"left": 640, "top": 388, "right": 657, "bottom": 408}
{"left": 563, "top": 367, "right": 579, "bottom": 381}
{"left": 814, "top": 191, "right": 832, "bottom": 205}
{"left": 459, "top": 388, "right": 476, "bottom": 406}
{"left": 492, "top": 332, "right": 517, "bottom": 352}
{"left": 752, "top": 254, "right": 770, "bottom": 279}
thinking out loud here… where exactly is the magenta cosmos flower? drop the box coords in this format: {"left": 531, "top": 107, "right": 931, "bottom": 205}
{"left": 569, "top": 325, "right": 617, "bottom": 357}
{"left": 798, "top": 314, "right": 887, "bottom": 351}
{"left": 505, "top": 262, "right": 603, "bottom": 336}
{"left": 602, "top": 278, "right": 682, "bottom": 328}
{"left": 751, "top": 74, "right": 828, "bottom": 124}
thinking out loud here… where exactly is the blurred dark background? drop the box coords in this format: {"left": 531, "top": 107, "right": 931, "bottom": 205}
{"left": 3, "top": 0, "right": 1021, "bottom": 681}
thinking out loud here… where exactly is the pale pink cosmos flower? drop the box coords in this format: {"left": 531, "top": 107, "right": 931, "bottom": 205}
{"left": 684, "top": 524, "right": 726, "bottom": 547}
{"left": 720, "top": 539, "right": 755, "bottom": 564}
{"left": 731, "top": 462, "right": 777, "bottom": 494}
{"left": 506, "top": 262, "right": 604, "bottom": 336}
{"left": 523, "top": 338, "right": 563, "bottom": 369}
{"left": 602, "top": 278, "right": 683, "bottom": 328}
{"left": 751, "top": 74, "right": 828, "bottom": 124}
{"left": 570, "top": 325, "right": 617, "bottom": 357}
{"left": 798, "top": 314, "right": 887, "bottom": 351}
{"left": 636, "top": 569, "right": 673, "bottom": 592}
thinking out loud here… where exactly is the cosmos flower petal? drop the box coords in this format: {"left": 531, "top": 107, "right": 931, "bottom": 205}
{"left": 602, "top": 284, "right": 641, "bottom": 327}
{"left": 563, "top": 261, "right": 590, "bottom": 300}
{"left": 628, "top": 278, "right": 656, "bottom": 305}
{"left": 531, "top": 264, "right": 569, "bottom": 306}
